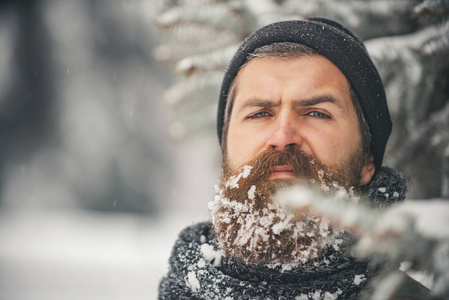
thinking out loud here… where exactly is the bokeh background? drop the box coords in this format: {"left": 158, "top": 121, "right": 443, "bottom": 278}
{"left": 0, "top": 0, "right": 447, "bottom": 299}
{"left": 0, "top": 1, "right": 219, "bottom": 299}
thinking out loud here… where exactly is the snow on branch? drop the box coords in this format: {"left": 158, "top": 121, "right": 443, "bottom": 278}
{"left": 413, "top": 0, "right": 449, "bottom": 16}
{"left": 422, "top": 20, "right": 449, "bottom": 56}
{"left": 164, "top": 72, "right": 223, "bottom": 139}
{"left": 157, "top": 4, "right": 249, "bottom": 40}
{"left": 164, "top": 72, "right": 222, "bottom": 106}
{"left": 281, "top": 0, "right": 418, "bottom": 39}
{"left": 390, "top": 102, "right": 449, "bottom": 168}
{"left": 275, "top": 185, "right": 449, "bottom": 299}
{"left": 175, "top": 44, "right": 239, "bottom": 76}
{"left": 442, "top": 146, "right": 449, "bottom": 198}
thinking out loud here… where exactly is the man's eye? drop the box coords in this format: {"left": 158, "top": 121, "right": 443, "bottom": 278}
{"left": 308, "top": 111, "right": 330, "bottom": 119}
{"left": 248, "top": 111, "right": 270, "bottom": 119}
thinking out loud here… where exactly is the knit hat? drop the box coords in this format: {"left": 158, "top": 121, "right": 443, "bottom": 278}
{"left": 217, "top": 18, "right": 391, "bottom": 172}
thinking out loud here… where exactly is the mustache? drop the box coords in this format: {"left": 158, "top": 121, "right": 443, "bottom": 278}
{"left": 221, "top": 147, "right": 331, "bottom": 209}
{"left": 222, "top": 145, "right": 364, "bottom": 199}
{"left": 252, "top": 147, "right": 316, "bottom": 177}
{"left": 223, "top": 147, "right": 325, "bottom": 183}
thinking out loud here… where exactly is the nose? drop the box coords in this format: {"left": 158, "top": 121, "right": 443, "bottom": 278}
{"left": 267, "top": 114, "right": 303, "bottom": 151}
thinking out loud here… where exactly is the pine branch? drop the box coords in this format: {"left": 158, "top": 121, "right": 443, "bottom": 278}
{"left": 441, "top": 146, "right": 449, "bottom": 198}
{"left": 280, "top": 0, "right": 419, "bottom": 39}
{"left": 168, "top": 102, "right": 217, "bottom": 139}
{"left": 160, "top": 0, "right": 231, "bottom": 10}
{"left": 413, "top": 0, "right": 449, "bottom": 16}
{"left": 275, "top": 186, "right": 449, "bottom": 298}
{"left": 389, "top": 102, "right": 449, "bottom": 168}
{"left": 160, "top": 21, "right": 241, "bottom": 44}
{"left": 155, "top": 40, "right": 236, "bottom": 62}
{"left": 156, "top": 4, "right": 250, "bottom": 40}
{"left": 421, "top": 20, "right": 449, "bottom": 55}
{"left": 164, "top": 72, "right": 222, "bottom": 139}
{"left": 175, "top": 44, "right": 239, "bottom": 76}
{"left": 366, "top": 22, "right": 449, "bottom": 148}
{"left": 164, "top": 72, "right": 222, "bottom": 106}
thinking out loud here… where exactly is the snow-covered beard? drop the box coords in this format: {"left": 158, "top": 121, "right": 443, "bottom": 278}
{"left": 209, "top": 147, "right": 365, "bottom": 267}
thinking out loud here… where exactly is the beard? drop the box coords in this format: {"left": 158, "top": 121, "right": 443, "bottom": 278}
{"left": 209, "top": 146, "right": 365, "bottom": 267}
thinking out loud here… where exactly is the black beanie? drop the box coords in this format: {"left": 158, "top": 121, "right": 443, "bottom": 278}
{"left": 217, "top": 18, "right": 391, "bottom": 172}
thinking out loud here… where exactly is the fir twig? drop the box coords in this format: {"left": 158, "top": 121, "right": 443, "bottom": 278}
{"left": 413, "top": 0, "right": 449, "bottom": 17}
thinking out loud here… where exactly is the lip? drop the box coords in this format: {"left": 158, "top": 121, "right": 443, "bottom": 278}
{"left": 269, "top": 165, "right": 295, "bottom": 180}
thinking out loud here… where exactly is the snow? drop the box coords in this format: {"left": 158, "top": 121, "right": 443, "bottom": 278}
{"left": 324, "top": 289, "right": 342, "bottom": 300}
{"left": 211, "top": 181, "right": 346, "bottom": 267}
{"left": 242, "top": 165, "right": 252, "bottom": 178}
{"left": 226, "top": 165, "right": 253, "bottom": 189}
{"left": 186, "top": 271, "right": 201, "bottom": 292}
{"left": 275, "top": 185, "right": 314, "bottom": 209}
{"left": 371, "top": 272, "right": 405, "bottom": 300}
{"left": 354, "top": 274, "right": 366, "bottom": 286}
{"left": 200, "top": 243, "right": 223, "bottom": 267}
{"left": 271, "top": 214, "right": 293, "bottom": 235}
{"left": 197, "top": 258, "right": 206, "bottom": 268}
{"left": 0, "top": 209, "right": 207, "bottom": 300}
{"left": 274, "top": 184, "right": 449, "bottom": 297}
{"left": 295, "top": 289, "right": 343, "bottom": 300}
{"left": 391, "top": 200, "right": 449, "bottom": 239}
{"left": 248, "top": 185, "right": 256, "bottom": 200}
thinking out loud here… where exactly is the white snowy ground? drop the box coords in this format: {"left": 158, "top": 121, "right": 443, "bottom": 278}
{"left": 0, "top": 135, "right": 219, "bottom": 300}
{"left": 0, "top": 208, "right": 208, "bottom": 300}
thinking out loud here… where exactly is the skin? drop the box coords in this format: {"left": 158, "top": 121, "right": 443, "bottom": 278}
{"left": 225, "top": 56, "right": 375, "bottom": 185}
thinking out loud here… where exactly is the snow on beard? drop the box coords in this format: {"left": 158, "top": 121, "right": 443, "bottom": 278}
{"left": 209, "top": 147, "right": 363, "bottom": 267}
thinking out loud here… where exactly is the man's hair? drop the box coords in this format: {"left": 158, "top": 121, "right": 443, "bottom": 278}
{"left": 221, "top": 42, "right": 372, "bottom": 158}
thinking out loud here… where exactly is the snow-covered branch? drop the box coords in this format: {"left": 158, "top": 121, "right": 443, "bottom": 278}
{"left": 413, "top": 0, "right": 449, "bottom": 16}
{"left": 275, "top": 185, "right": 449, "bottom": 299}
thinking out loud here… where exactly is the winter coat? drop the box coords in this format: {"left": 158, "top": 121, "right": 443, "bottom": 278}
{"left": 159, "top": 167, "right": 413, "bottom": 299}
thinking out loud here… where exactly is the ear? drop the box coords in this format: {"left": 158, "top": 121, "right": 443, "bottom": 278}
{"left": 360, "top": 154, "right": 375, "bottom": 185}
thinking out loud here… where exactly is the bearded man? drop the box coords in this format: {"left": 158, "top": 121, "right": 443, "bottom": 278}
{"left": 159, "top": 18, "right": 421, "bottom": 299}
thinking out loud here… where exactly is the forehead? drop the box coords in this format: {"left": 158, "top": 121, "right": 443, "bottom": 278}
{"left": 234, "top": 55, "right": 350, "bottom": 97}
{"left": 228, "top": 56, "right": 353, "bottom": 118}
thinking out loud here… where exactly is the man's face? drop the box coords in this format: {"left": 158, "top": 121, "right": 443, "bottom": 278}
{"left": 211, "top": 55, "right": 375, "bottom": 265}
{"left": 225, "top": 56, "right": 374, "bottom": 185}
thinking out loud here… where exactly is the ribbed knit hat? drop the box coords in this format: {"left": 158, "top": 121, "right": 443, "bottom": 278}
{"left": 217, "top": 18, "right": 391, "bottom": 172}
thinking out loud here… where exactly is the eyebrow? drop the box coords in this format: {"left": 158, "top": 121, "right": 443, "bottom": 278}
{"left": 238, "top": 95, "right": 343, "bottom": 112}
{"left": 296, "top": 95, "right": 343, "bottom": 109}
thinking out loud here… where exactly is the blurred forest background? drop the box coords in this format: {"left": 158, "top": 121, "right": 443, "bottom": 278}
{"left": 0, "top": 0, "right": 447, "bottom": 299}
{"left": 0, "top": 1, "right": 173, "bottom": 213}
{"left": 0, "top": 1, "right": 217, "bottom": 299}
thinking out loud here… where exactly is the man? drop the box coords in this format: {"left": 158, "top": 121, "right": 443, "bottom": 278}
{"left": 159, "top": 18, "right": 413, "bottom": 299}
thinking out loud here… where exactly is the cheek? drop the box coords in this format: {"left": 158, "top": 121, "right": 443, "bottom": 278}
{"left": 303, "top": 130, "right": 344, "bottom": 164}
{"left": 227, "top": 129, "right": 266, "bottom": 167}
{"left": 314, "top": 131, "right": 360, "bottom": 165}
{"left": 226, "top": 130, "right": 245, "bottom": 168}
